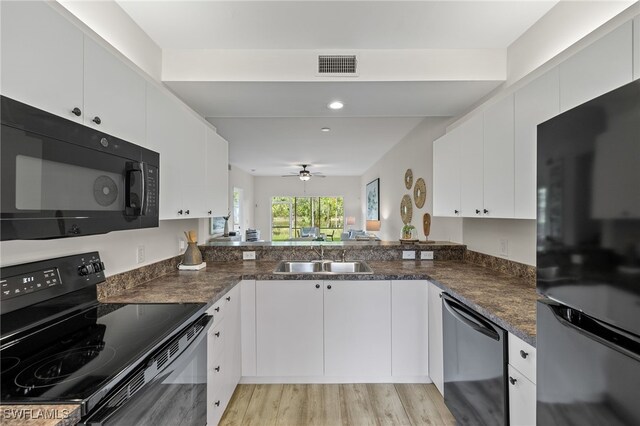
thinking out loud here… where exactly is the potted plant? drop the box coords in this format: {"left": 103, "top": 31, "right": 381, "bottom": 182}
{"left": 402, "top": 224, "right": 415, "bottom": 240}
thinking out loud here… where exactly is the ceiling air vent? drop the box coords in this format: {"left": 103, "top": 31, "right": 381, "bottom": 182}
{"left": 317, "top": 55, "right": 358, "bottom": 77}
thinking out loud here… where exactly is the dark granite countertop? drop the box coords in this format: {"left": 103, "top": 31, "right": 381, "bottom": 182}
{"left": 101, "top": 260, "right": 537, "bottom": 346}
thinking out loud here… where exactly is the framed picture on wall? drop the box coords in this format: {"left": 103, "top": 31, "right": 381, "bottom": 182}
{"left": 366, "top": 178, "right": 380, "bottom": 220}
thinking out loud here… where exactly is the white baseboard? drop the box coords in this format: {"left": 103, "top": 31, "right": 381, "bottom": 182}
{"left": 240, "top": 375, "right": 432, "bottom": 384}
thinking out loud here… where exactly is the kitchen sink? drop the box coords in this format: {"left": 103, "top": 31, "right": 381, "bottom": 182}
{"left": 274, "top": 260, "right": 373, "bottom": 274}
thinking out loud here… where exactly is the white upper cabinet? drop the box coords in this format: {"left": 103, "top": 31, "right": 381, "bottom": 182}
{"left": 146, "top": 83, "right": 214, "bottom": 219}
{"left": 206, "top": 128, "right": 230, "bottom": 217}
{"left": 1, "top": 1, "right": 84, "bottom": 123}
{"left": 514, "top": 69, "right": 560, "bottom": 219}
{"left": 178, "top": 112, "right": 208, "bottom": 218}
{"left": 433, "top": 132, "right": 461, "bottom": 217}
{"left": 483, "top": 94, "right": 515, "bottom": 218}
{"left": 634, "top": 15, "right": 640, "bottom": 80}
{"left": 146, "top": 84, "right": 183, "bottom": 219}
{"left": 458, "top": 115, "right": 484, "bottom": 218}
{"left": 83, "top": 37, "right": 146, "bottom": 144}
{"left": 560, "top": 21, "right": 633, "bottom": 112}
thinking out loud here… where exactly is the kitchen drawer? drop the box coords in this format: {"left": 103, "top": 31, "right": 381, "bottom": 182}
{"left": 508, "top": 365, "right": 536, "bottom": 426}
{"left": 207, "top": 370, "right": 226, "bottom": 426}
{"left": 209, "top": 322, "right": 225, "bottom": 366}
{"left": 208, "top": 298, "right": 226, "bottom": 327}
{"left": 508, "top": 333, "right": 536, "bottom": 383}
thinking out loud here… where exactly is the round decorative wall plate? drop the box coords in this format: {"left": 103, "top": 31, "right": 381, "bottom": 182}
{"left": 414, "top": 178, "right": 426, "bottom": 208}
{"left": 404, "top": 169, "right": 413, "bottom": 190}
{"left": 400, "top": 194, "right": 413, "bottom": 224}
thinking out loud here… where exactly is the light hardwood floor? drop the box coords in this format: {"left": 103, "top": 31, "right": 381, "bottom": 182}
{"left": 219, "top": 384, "right": 455, "bottom": 426}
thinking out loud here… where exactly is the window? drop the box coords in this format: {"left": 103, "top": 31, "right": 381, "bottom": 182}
{"left": 233, "top": 187, "right": 242, "bottom": 232}
{"left": 271, "top": 196, "right": 344, "bottom": 241}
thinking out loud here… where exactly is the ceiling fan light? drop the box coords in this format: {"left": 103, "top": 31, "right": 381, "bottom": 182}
{"left": 328, "top": 101, "right": 344, "bottom": 110}
{"left": 299, "top": 172, "right": 311, "bottom": 181}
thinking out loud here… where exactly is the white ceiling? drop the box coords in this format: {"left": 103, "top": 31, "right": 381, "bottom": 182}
{"left": 207, "top": 117, "right": 425, "bottom": 176}
{"left": 164, "top": 81, "right": 503, "bottom": 118}
{"left": 116, "top": 1, "right": 559, "bottom": 176}
{"left": 117, "top": 1, "right": 556, "bottom": 50}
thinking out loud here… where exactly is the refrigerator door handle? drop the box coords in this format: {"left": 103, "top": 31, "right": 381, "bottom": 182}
{"left": 442, "top": 295, "right": 500, "bottom": 341}
{"left": 547, "top": 302, "right": 640, "bottom": 362}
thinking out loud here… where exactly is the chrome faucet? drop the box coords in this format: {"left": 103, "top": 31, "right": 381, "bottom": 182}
{"left": 341, "top": 250, "right": 346, "bottom": 262}
{"left": 312, "top": 244, "right": 324, "bottom": 260}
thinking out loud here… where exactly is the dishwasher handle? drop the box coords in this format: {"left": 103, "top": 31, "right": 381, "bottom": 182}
{"left": 442, "top": 294, "right": 500, "bottom": 341}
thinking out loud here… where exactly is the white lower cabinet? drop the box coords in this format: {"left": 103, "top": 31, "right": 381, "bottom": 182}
{"left": 324, "top": 280, "right": 391, "bottom": 377}
{"left": 207, "top": 284, "right": 241, "bottom": 426}
{"left": 252, "top": 280, "right": 405, "bottom": 381}
{"left": 508, "top": 365, "right": 536, "bottom": 426}
{"left": 256, "top": 280, "right": 324, "bottom": 376}
{"left": 392, "top": 280, "right": 429, "bottom": 378}
{"left": 508, "top": 333, "right": 537, "bottom": 426}
{"left": 427, "top": 283, "right": 444, "bottom": 395}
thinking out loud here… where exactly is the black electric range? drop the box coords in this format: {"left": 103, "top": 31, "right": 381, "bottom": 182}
{"left": 0, "top": 252, "right": 209, "bottom": 422}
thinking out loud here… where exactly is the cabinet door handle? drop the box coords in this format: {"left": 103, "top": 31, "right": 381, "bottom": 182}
{"left": 215, "top": 366, "right": 220, "bottom": 372}
{"left": 226, "top": 296, "right": 231, "bottom": 301}
{"left": 327, "top": 284, "right": 332, "bottom": 290}
{"left": 214, "top": 401, "right": 220, "bottom": 407}
{"left": 92, "top": 116, "right": 101, "bottom": 125}
{"left": 454, "top": 210, "right": 459, "bottom": 214}
{"left": 214, "top": 307, "right": 220, "bottom": 312}
{"left": 185, "top": 210, "right": 190, "bottom": 215}
{"left": 315, "top": 284, "right": 320, "bottom": 289}
{"left": 208, "top": 210, "right": 212, "bottom": 215}
{"left": 475, "top": 209, "right": 481, "bottom": 214}
{"left": 483, "top": 209, "right": 489, "bottom": 214}
{"left": 72, "top": 107, "right": 82, "bottom": 116}
{"left": 520, "top": 350, "right": 529, "bottom": 359}
{"left": 178, "top": 210, "right": 183, "bottom": 215}
{"left": 509, "top": 376, "right": 517, "bottom": 385}
{"left": 215, "top": 332, "right": 220, "bottom": 337}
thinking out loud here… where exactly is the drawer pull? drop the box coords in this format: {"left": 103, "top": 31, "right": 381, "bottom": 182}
{"left": 214, "top": 400, "right": 220, "bottom": 407}
{"left": 226, "top": 296, "right": 231, "bottom": 301}
{"left": 215, "top": 332, "right": 220, "bottom": 337}
{"left": 72, "top": 107, "right": 82, "bottom": 116}
{"left": 215, "top": 366, "right": 220, "bottom": 372}
{"left": 92, "top": 116, "right": 101, "bottom": 125}
{"left": 214, "top": 307, "right": 220, "bottom": 312}
{"left": 520, "top": 350, "right": 529, "bottom": 359}
{"left": 509, "top": 376, "right": 517, "bottom": 385}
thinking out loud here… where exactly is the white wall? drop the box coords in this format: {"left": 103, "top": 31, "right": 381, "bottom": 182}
{"left": 463, "top": 219, "right": 536, "bottom": 265}
{"left": 507, "top": 1, "right": 637, "bottom": 86}
{"left": 361, "top": 117, "right": 463, "bottom": 243}
{"left": 0, "top": 219, "right": 198, "bottom": 276}
{"left": 253, "top": 176, "right": 361, "bottom": 241}
{"left": 55, "top": 1, "right": 162, "bottom": 81}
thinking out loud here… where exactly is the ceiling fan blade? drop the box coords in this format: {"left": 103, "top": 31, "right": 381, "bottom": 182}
{"left": 281, "top": 175, "right": 300, "bottom": 177}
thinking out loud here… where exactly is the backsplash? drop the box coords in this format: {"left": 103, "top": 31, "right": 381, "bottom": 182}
{"left": 464, "top": 250, "right": 536, "bottom": 285}
{"left": 97, "top": 255, "right": 181, "bottom": 300}
{"left": 201, "top": 242, "right": 466, "bottom": 262}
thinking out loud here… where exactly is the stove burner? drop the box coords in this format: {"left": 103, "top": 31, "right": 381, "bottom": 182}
{"left": 1, "top": 357, "right": 21, "bottom": 374}
{"left": 14, "top": 345, "right": 116, "bottom": 389}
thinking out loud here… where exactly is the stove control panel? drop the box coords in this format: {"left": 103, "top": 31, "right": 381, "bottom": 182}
{"left": 1, "top": 252, "right": 105, "bottom": 314}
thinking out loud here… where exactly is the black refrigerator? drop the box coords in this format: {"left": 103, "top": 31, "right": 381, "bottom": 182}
{"left": 536, "top": 79, "right": 640, "bottom": 425}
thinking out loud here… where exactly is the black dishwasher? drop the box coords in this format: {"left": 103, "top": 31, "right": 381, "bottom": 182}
{"left": 442, "top": 293, "right": 508, "bottom": 426}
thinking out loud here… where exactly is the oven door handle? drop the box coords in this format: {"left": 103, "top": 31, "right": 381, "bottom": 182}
{"left": 442, "top": 294, "right": 500, "bottom": 341}
{"left": 125, "top": 162, "right": 146, "bottom": 216}
{"left": 81, "top": 315, "right": 213, "bottom": 425}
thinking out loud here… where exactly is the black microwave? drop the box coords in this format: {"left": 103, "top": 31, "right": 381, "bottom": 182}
{"left": 1, "top": 96, "right": 159, "bottom": 241}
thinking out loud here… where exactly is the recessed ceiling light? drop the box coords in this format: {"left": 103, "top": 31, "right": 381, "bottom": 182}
{"left": 328, "top": 101, "right": 344, "bottom": 110}
{"left": 321, "top": 127, "right": 331, "bottom": 132}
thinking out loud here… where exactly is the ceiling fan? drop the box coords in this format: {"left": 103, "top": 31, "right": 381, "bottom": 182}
{"left": 282, "top": 164, "right": 326, "bottom": 181}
